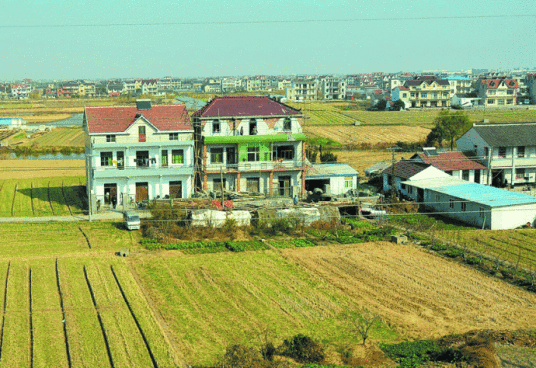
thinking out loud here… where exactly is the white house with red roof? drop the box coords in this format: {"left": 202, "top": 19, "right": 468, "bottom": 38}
{"left": 84, "top": 100, "right": 194, "bottom": 208}
{"left": 192, "top": 96, "right": 307, "bottom": 196}
{"left": 477, "top": 78, "right": 518, "bottom": 107}
{"left": 409, "top": 148, "right": 488, "bottom": 184}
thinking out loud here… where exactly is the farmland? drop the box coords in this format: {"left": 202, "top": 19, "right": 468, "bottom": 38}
{"left": 0, "top": 176, "right": 86, "bottom": 217}
{"left": 0, "top": 160, "right": 85, "bottom": 180}
{"left": 15, "top": 128, "right": 85, "bottom": 147}
{"left": 287, "top": 101, "right": 536, "bottom": 128}
{"left": 304, "top": 125, "right": 430, "bottom": 146}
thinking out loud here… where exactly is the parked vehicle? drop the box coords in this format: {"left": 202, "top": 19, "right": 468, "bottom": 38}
{"left": 123, "top": 211, "right": 140, "bottom": 230}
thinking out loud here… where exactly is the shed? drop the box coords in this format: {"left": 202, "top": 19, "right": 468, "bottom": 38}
{"left": 305, "top": 164, "right": 359, "bottom": 195}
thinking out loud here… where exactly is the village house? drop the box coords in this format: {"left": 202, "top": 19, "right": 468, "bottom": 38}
{"left": 409, "top": 148, "right": 488, "bottom": 183}
{"left": 403, "top": 76, "right": 451, "bottom": 108}
{"left": 477, "top": 78, "right": 518, "bottom": 107}
{"left": 84, "top": 100, "right": 194, "bottom": 209}
{"left": 192, "top": 96, "right": 307, "bottom": 197}
{"left": 456, "top": 122, "right": 536, "bottom": 187}
{"left": 382, "top": 160, "right": 451, "bottom": 195}
{"left": 286, "top": 79, "right": 318, "bottom": 101}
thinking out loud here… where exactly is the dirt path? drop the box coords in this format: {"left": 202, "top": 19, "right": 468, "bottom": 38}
{"left": 281, "top": 242, "right": 536, "bottom": 339}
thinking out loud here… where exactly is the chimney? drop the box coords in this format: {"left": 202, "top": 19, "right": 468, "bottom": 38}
{"left": 136, "top": 99, "right": 152, "bottom": 110}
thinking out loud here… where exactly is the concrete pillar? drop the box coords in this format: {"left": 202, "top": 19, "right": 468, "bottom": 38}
{"left": 236, "top": 172, "right": 241, "bottom": 191}
{"left": 269, "top": 171, "right": 274, "bottom": 195}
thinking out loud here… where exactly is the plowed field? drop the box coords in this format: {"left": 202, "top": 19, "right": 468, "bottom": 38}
{"left": 282, "top": 242, "right": 536, "bottom": 339}
{"left": 304, "top": 125, "right": 430, "bottom": 145}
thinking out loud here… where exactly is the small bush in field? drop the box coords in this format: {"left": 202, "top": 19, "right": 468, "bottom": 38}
{"left": 281, "top": 334, "right": 325, "bottom": 363}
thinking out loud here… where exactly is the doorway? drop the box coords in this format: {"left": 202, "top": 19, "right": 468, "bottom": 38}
{"left": 136, "top": 182, "right": 149, "bottom": 201}
{"left": 278, "top": 176, "right": 291, "bottom": 196}
{"left": 104, "top": 183, "right": 117, "bottom": 204}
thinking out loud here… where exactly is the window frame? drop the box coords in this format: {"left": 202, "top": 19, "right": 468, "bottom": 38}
{"left": 100, "top": 152, "right": 113, "bottom": 167}
{"left": 283, "top": 117, "right": 292, "bottom": 131}
{"left": 210, "top": 148, "right": 224, "bottom": 164}
{"left": 518, "top": 146, "right": 525, "bottom": 158}
{"left": 106, "top": 135, "right": 116, "bottom": 143}
{"left": 171, "top": 149, "right": 184, "bottom": 165}
{"left": 498, "top": 147, "right": 507, "bottom": 158}
{"left": 247, "top": 146, "right": 260, "bottom": 162}
{"left": 212, "top": 120, "right": 221, "bottom": 134}
{"left": 449, "top": 199, "right": 455, "bottom": 209}
{"left": 344, "top": 177, "right": 353, "bottom": 188}
{"left": 169, "top": 133, "right": 179, "bottom": 141}
{"left": 161, "top": 150, "right": 168, "bottom": 167}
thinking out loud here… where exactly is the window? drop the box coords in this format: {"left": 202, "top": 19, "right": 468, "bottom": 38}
{"left": 498, "top": 99, "right": 505, "bottom": 105}
{"left": 345, "top": 177, "right": 353, "bottom": 188}
{"left": 449, "top": 199, "right": 455, "bottom": 209}
{"left": 488, "top": 90, "right": 496, "bottom": 95}
{"left": 161, "top": 150, "right": 168, "bottom": 167}
{"left": 498, "top": 147, "right": 506, "bottom": 158}
{"left": 106, "top": 135, "right": 116, "bottom": 143}
{"left": 410, "top": 92, "right": 415, "bottom": 98}
{"left": 507, "top": 89, "right": 514, "bottom": 95}
{"left": 248, "top": 147, "right": 259, "bottom": 162}
{"left": 462, "top": 170, "right": 469, "bottom": 181}
{"left": 487, "top": 99, "right": 495, "bottom": 104}
{"left": 169, "top": 133, "right": 178, "bottom": 141}
{"left": 507, "top": 99, "right": 514, "bottom": 104}
{"left": 212, "top": 120, "right": 221, "bottom": 134}
{"left": 273, "top": 145, "right": 294, "bottom": 160}
{"left": 402, "top": 93, "right": 407, "bottom": 98}
{"left": 249, "top": 119, "right": 257, "bottom": 135}
{"left": 421, "top": 93, "right": 427, "bottom": 98}
{"left": 138, "top": 126, "right": 146, "bottom": 142}
{"left": 518, "top": 146, "right": 525, "bottom": 158}
{"left": 210, "top": 148, "right": 223, "bottom": 163}
{"left": 171, "top": 150, "right": 184, "bottom": 164}
{"left": 100, "top": 152, "right": 113, "bottom": 167}
{"left": 283, "top": 117, "right": 292, "bottom": 131}
{"left": 461, "top": 202, "right": 467, "bottom": 212}
{"left": 117, "top": 151, "right": 124, "bottom": 169}
{"left": 516, "top": 168, "right": 526, "bottom": 179}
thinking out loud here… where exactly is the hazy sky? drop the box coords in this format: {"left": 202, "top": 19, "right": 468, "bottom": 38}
{"left": 2, "top": 0, "right": 535, "bottom": 80}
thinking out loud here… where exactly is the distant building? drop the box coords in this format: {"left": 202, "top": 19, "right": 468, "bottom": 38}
{"left": 320, "top": 78, "right": 346, "bottom": 100}
{"left": 403, "top": 76, "right": 451, "bottom": 108}
{"left": 477, "top": 78, "right": 518, "bottom": 107}
{"left": 286, "top": 79, "right": 318, "bottom": 101}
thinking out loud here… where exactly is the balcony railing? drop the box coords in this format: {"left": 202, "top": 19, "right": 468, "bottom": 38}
{"left": 95, "top": 163, "right": 193, "bottom": 172}
{"left": 206, "top": 160, "right": 305, "bottom": 172}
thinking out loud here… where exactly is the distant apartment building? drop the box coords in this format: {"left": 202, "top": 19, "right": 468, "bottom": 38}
{"left": 285, "top": 79, "right": 318, "bottom": 101}
{"left": 404, "top": 76, "right": 451, "bottom": 108}
{"left": 445, "top": 76, "right": 473, "bottom": 96}
{"left": 79, "top": 82, "right": 96, "bottom": 97}
{"left": 221, "top": 78, "right": 242, "bottom": 92}
{"left": 321, "top": 78, "right": 346, "bottom": 100}
{"left": 141, "top": 79, "right": 158, "bottom": 95}
{"left": 10, "top": 84, "right": 31, "bottom": 99}
{"left": 527, "top": 73, "right": 536, "bottom": 104}
{"left": 84, "top": 100, "right": 194, "bottom": 208}
{"left": 477, "top": 78, "right": 518, "bottom": 107}
{"left": 245, "top": 78, "right": 273, "bottom": 92}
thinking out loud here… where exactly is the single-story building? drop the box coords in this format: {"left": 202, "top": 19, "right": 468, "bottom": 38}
{"left": 382, "top": 160, "right": 451, "bottom": 195}
{"left": 305, "top": 164, "right": 359, "bottom": 195}
{"left": 403, "top": 177, "right": 536, "bottom": 229}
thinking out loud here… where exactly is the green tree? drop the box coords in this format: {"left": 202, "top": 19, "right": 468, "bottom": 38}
{"left": 426, "top": 111, "right": 472, "bottom": 150}
{"left": 391, "top": 99, "right": 406, "bottom": 111}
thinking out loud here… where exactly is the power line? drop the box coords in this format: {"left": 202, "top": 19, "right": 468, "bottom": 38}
{"left": 0, "top": 15, "right": 534, "bottom": 29}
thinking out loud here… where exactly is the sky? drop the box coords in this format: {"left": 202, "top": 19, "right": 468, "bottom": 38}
{"left": 1, "top": 0, "right": 535, "bottom": 80}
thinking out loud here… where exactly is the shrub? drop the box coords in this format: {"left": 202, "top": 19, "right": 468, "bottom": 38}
{"left": 430, "top": 243, "right": 448, "bottom": 251}
{"left": 222, "top": 217, "right": 238, "bottom": 239}
{"left": 319, "top": 152, "right": 338, "bottom": 163}
{"left": 281, "top": 334, "right": 324, "bottom": 363}
{"left": 271, "top": 219, "right": 292, "bottom": 235}
{"left": 445, "top": 248, "right": 463, "bottom": 258}
{"left": 465, "top": 256, "right": 481, "bottom": 265}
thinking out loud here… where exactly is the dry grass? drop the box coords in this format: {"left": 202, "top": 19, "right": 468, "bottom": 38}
{"left": 335, "top": 151, "right": 413, "bottom": 176}
{"left": 282, "top": 242, "right": 536, "bottom": 339}
{"left": 304, "top": 125, "right": 430, "bottom": 145}
{"left": 0, "top": 160, "right": 85, "bottom": 180}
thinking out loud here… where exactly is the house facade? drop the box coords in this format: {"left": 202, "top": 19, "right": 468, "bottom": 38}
{"left": 320, "top": 78, "right": 346, "bottom": 100}
{"left": 477, "top": 78, "right": 518, "bottom": 107}
{"left": 456, "top": 122, "right": 536, "bottom": 187}
{"left": 84, "top": 100, "right": 194, "bottom": 209}
{"left": 286, "top": 80, "right": 318, "bottom": 101}
{"left": 404, "top": 76, "right": 451, "bottom": 108}
{"left": 192, "top": 96, "right": 307, "bottom": 197}
{"left": 382, "top": 160, "right": 451, "bottom": 195}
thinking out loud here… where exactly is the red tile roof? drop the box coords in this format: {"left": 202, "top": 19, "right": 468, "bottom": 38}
{"left": 192, "top": 96, "right": 301, "bottom": 118}
{"left": 481, "top": 79, "right": 518, "bottom": 89}
{"left": 413, "top": 152, "right": 487, "bottom": 171}
{"left": 85, "top": 105, "right": 191, "bottom": 134}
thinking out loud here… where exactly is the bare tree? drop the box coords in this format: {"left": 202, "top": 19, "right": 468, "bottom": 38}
{"left": 344, "top": 310, "right": 381, "bottom": 345}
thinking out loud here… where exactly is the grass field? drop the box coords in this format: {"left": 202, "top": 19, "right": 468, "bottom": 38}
{"left": 438, "top": 229, "right": 536, "bottom": 270}
{"left": 304, "top": 125, "right": 430, "bottom": 146}
{"left": 16, "top": 128, "right": 85, "bottom": 147}
{"left": 0, "top": 177, "right": 86, "bottom": 217}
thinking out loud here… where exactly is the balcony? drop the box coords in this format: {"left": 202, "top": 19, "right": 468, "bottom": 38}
{"left": 205, "top": 160, "right": 305, "bottom": 173}
{"left": 92, "top": 138, "right": 194, "bottom": 149}
{"left": 93, "top": 164, "right": 194, "bottom": 179}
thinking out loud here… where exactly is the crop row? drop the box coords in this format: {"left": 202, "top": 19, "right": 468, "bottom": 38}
{"left": 0, "top": 260, "right": 175, "bottom": 367}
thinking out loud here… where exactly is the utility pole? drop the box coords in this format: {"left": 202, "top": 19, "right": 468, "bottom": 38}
{"left": 387, "top": 147, "right": 401, "bottom": 195}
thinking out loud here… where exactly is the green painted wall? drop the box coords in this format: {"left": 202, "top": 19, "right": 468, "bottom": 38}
{"left": 238, "top": 142, "right": 272, "bottom": 162}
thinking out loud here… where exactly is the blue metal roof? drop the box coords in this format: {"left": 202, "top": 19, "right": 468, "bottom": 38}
{"left": 434, "top": 183, "right": 536, "bottom": 208}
